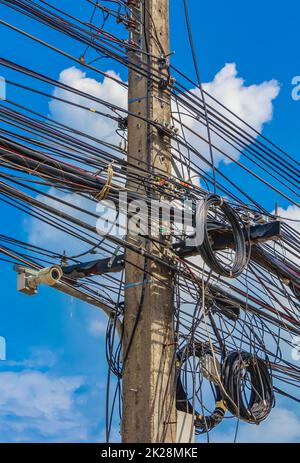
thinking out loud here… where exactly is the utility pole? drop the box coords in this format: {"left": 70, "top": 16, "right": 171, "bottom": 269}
{"left": 122, "top": 0, "right": 176, "bottom": 443}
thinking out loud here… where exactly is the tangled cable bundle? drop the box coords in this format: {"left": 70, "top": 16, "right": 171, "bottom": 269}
{"left": 176, "top": 343, "right": 227, "bottom": 433}
{"left": 0, "top": 0, "right": 300, "bottom": 443}
{"left": 198, "top": 194, "right": 248, "bottom": 278}
{"left": 221, "top": 351, "right": 274, "bottom": 424}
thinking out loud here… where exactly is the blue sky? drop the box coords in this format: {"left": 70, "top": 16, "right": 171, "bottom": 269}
{"left": 0, "top": 0, "right": 300, "bottom": 443}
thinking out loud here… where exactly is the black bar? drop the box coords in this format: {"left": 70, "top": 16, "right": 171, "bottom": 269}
{"left": 0, "top": 443, "right": 294, "bottom": 460}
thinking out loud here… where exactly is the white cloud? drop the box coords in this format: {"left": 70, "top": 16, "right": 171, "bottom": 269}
{"left": 0, "top": 370, "right": 89, "bottom": 442}
{"left": 49, "top": 63, "right": 279, "bottom": 174}
{"left": 25, "top": 187, "right": 99, "bottom": 255}
{"left": 88, "top": 318, "right": 107, "bottom": 337}
{"left": 4, "top": 348, "right": 60, "bottom": 369}
{"left": 210, "top": 407, "right": 300, "bottom": 443}
{"left": 24, "top": 348, "right": 59, "bottom": 369}
{"left": 271, "top": 204, "right": 300, "bottom": 266}
{"left": 49, "top": 67, "right": 127, "bottom": 147}
{"left": 175, "top": 63, "right": 280, "bottom": 170}
{"left": 276, "top": 204, "right": 300, "bottom": 228}
{"left": 205, "top": 63, "right": 279, "bottom": 132}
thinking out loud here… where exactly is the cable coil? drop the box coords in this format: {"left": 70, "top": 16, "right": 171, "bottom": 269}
{"left": 198, "top": 194, "right": 248, "bottom": 278}
{"left": 176, "top": 343, "right": 227, "bottom": 434}
{"left": 221, "top": 351, "right": 274, "bottom": 424}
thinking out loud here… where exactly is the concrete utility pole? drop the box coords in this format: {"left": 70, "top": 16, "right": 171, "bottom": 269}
{"left": 122, "top": 0, "right": 176, "bottom": 443}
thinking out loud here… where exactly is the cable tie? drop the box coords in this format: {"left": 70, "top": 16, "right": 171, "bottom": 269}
{"left": 215, "top": 400, "right": 227, "bottom": 412}
{"left": 94, "top": 163, "right": 114, "bottom": 201}
{"left": 124, "top": 279, "right": 151, "bottom": 289}
{"left": 128, "top": 95, "right": 147, "bottom": 104}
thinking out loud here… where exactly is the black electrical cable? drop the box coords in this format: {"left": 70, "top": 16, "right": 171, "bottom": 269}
{"left": 198, "top": 194, "right": 248, "bottom": 278}
{"left": 176, "top": 342, "right": 226, "bottom": 434}
{"left": 221, "top": 351, "right": 274, "bottom": 423}
{"left": 182, "top": 0, "right": 217, "bottom": 194}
